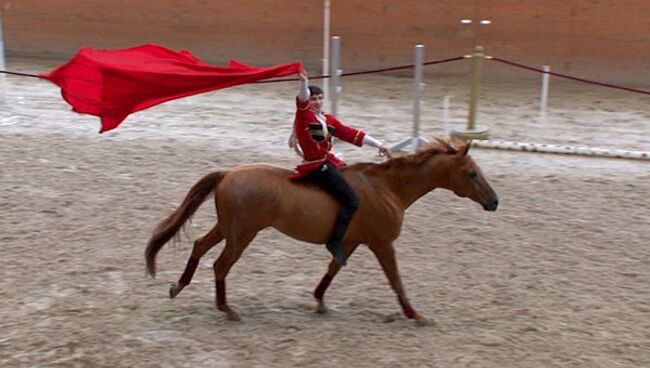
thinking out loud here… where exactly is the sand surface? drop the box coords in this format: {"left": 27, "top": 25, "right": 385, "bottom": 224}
{"left": 1, "top": 59, "right": 649, "bottom": 367}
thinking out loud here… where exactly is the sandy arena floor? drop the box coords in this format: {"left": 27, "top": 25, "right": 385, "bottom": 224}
{"left": 1, "top": 58, "right": 649, "bottom": 367}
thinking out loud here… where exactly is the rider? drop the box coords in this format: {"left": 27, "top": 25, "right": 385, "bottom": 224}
{"left": 288, "top": 69, "right": 391, "bottom": 266}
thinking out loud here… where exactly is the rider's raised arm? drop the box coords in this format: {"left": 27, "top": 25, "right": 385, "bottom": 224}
{"left": 297, "top": 70, "right": 310, "bottom": 102}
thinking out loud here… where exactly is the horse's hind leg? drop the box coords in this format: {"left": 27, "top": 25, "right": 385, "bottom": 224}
{"left": 213, "top": 231, "right": 256, "bottom": 321}
{"left": 169, "top": 223, "right": 224, "bottom": 299}
{"left": 313, "top": 243, "right": 359, "bottom": 314}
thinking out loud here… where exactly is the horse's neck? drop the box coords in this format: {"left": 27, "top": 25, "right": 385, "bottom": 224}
{"left": 381, "top": 155, "right": 449, "bottom": 208}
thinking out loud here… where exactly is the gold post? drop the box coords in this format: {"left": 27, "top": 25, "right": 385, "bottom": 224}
{"left": 467, "top": 45, "right": 484, "bottom": 130}
{"left": 450, "top": 45, "right": 490, "bottom": 142}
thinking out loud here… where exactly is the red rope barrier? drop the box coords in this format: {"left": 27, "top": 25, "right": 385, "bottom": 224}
{"left": 3, "top": 55, "right": 650, "bottom": 97}
{"left": 256, "top": 56, "right": 466, "bottom": 83}
{"left": 0, "top": 56, "right": 466, "bottom": 83}
{"left": 490, "top": 57, "right": 650, "bottom": 96}
{"left": 0, "top": 70, "right": 43, "bottom": 78}
{"left": 341, "top": 56, "right": 466, "bottom": 77}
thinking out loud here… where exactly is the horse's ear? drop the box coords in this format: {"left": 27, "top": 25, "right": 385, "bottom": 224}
{"left": 434, "top": 137, "right": 449, "bottom": 149}
{"left": 462, "top": 140, "right": 472, "bottom": 156}
{"left": 449, "top": 137, "right": 466, "bottom": 153}
{"left": 449, "top": 137, "right": 471, "bottom": 155}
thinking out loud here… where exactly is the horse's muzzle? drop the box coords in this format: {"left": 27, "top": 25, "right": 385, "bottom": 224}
{"left": 483, "top": 198, "right": 499, "bottom": 211}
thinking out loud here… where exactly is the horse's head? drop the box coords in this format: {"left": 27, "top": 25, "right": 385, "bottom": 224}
{"left": 438, "top": 139, "right": 499, "bottom": 211}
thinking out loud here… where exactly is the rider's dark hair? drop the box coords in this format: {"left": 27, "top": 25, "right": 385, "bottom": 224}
{"left": 308, "top": 85, "right": 324, "bottom": 96}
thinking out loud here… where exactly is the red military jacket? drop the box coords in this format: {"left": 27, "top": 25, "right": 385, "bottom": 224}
{"left": 290, "top": 97, "right": 365, "bottom": 179}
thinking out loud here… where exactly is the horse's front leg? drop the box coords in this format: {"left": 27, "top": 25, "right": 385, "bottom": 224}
{"left": 313, "top": 243, "right": 359, "bottom": 314}
{"left": 369, "top": 243, "right": 431, "bottom": 326}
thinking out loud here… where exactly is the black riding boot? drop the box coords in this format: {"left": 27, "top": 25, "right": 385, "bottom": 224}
{"left": 326, "top": 197, "right": 359, "bottom": 266}
{"left": 309, "top": 163, "right": 359, "bottom": 266}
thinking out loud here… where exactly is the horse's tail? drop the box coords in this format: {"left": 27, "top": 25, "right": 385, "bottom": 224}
{"left": 145, "top": 171, "right": 226, "bottom": 278}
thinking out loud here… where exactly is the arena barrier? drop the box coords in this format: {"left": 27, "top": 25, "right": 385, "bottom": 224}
{"left": 470, "top": 140, "right": 649, "bottom": 161}
{"left": 1, "top": 43, "right": 649, "bottom": 161}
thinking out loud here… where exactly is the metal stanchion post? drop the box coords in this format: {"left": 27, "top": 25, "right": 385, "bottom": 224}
{"left": 0, "top": 4, "right": 20, "bottom": 127}
{"left": 450, "top": 45, "right": 490, "bottom": 141}
{"left": 330, "top": 36, "right": 340, "bottom": 118}
{"left": 390, "top": 44, "right": 428, "bottom": 152}
{"left": 540, "top": 65, "right": 550, "bottom": 123}
{"left": 322, "top": 0, "right": 330, "bottom": 103}
{"left": 0, "top": 3, "right": 5, "bottom": 71}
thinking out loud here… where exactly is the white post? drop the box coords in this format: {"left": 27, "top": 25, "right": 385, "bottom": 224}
{"left": 443, "top": 95, "right": 451, "bottom": 136}
{"left": 0, "top": 3, "right": 20, "bottom": 126}
{"left": 412, "top": 44, "right": 424, "bottom": 148}
{"left": 540, "top": 65, "right": 550, "bottom": 123}
{"left": 330, "top": 36, "right": 340, "bottom": 117}
{"left": 322, "top": 0, "right": 330, "bottom": 100}
{"left": 389, "top": 44, "right": 428, "bottom": 152}
{"left": 0, "top": 3, "right": 6, "bottom": 71}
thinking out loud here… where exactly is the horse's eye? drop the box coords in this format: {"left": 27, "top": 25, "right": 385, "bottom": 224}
{"left": 469, "top": 171, "right": 478, "bottom": 178}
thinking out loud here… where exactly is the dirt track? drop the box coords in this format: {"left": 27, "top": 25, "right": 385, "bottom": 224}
{"left": 1, "top": 59, "right": 649, "bottom": 367}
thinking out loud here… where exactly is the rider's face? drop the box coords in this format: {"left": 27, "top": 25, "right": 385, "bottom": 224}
{"left": 308, "top": 93, "right": 324, "bottom": 113}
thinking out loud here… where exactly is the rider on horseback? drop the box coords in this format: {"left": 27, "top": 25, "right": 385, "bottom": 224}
{"left": 288, "top": 69, "right": 391, "bottom": 266}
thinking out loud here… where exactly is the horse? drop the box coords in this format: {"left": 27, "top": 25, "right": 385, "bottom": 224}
{"left": 145, "top": 138, "right": 498, "bottom": 325}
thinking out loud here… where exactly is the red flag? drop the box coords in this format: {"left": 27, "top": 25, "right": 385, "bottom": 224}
{"left": 40, "top": 44, "right": 302, "bottom": 133}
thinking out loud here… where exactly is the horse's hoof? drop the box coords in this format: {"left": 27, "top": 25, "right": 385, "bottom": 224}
{"left": 218, "top": 305, "right": 241, "bottom": 321}
{"left": 414, "top": 314, "right": 433, "bottom": 327}
{"left": 169, "top": 283, "right": 186, "bottom": 299}
{"left": 315, "top": 302, "right": 328, "bottom": 314}
{"left": 226, "top": 311, "right": 241, "bottom": 321}
{"left": 383, "top": 313, "right": 401, "bottom": 323}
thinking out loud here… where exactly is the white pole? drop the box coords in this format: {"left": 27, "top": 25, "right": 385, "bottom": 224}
{"left": 540, "top": 65, "right": 550, "bottom": 123}
{"left": 322, "top": 0, "right": 330, "bottom": 99}
{"left": 330, "top": 36, "right": 340, "bottom": 117}
{"left": 443, "top": 95, "right": 450, "bottom": 136}
{"left": 0, "top": 3, "right": 20, "bottom": 126}
{"left": 471, "top": 139, "right": 650, "bottom": 161}
{"left": 389, "top": 45, "right": 428, "bottom": 152}
{"left": 413, "top": 44, "right": 424, "bottom": 147}
{"left": 0, "top": 3, "right": 6, "bottom": 71}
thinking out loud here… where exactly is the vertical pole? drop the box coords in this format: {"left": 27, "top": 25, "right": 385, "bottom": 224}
{"left": 0, "top": 3, "right": 20, "bottom": 126}
{"left": 443, "top": 95, "right": 450, "bottom": 136}
{"left": 540, "top": 65, "right": 550, "bottom": 123}
{"left": 322, "top": 0, "right": 330, "bottom": 100}
{"left": 0, "top": 3, "right": 6, "bottom": 71}
{"left": 413, "top": 45, "right": 424, "bottom": 147}
{"left": 467, "top": 45, "right": 484, "bottom": 130}
{"left": 330, "top": 36, "right": 340, "bottom": 117}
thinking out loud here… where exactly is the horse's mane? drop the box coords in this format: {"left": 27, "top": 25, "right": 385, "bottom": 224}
{"left": 346, "top": 138, "right": 460, "bottom": 175}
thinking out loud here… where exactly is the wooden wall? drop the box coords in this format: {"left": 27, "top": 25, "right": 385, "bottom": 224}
{"left": 3, "top": 0, "right": 650, "bottom": 83}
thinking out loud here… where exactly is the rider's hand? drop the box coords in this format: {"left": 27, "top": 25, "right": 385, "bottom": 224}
{"left": 298, "top": 69, "right": 308, "bottom": 82}
{"left": 378, "top": 145, "right": 392, "bottom": 159}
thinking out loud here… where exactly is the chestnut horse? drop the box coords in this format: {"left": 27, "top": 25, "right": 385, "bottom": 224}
{"left": 145, "top": 138, "right": 498, "bottom": 325}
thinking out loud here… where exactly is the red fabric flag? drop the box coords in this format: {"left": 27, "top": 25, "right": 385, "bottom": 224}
{"left": 40, "top": 44, "right": 302, "bottom": 133}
